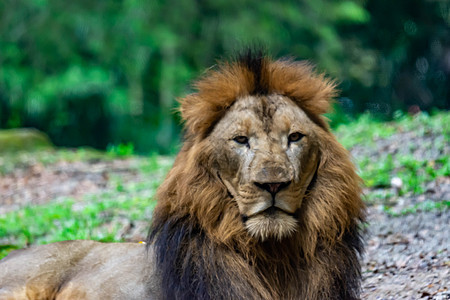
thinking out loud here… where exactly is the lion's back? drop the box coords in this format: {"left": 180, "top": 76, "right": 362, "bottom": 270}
{"left": 0, "top": 240, "right": 161, "bottom": 299}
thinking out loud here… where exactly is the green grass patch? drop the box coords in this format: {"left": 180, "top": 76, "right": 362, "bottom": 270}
{"left": 383, "top": 200, "right": 450, "bottom": 217}
{"left": 336, "top": 111, "right": 449, "bottom": 197}
{"left": 0, "top": 147, "right": 110, "bottom": 174}
{"left": 335, "top": 111, "right": 449, "bottom": 149}
{"left": 359, "top": 155, "right": 449, "bottom": 195}
{"left": 334, "top": 113, "right": 397, "bottom": 149}
{"left": 0, "top": 193, "right": 158, "bottom": 259}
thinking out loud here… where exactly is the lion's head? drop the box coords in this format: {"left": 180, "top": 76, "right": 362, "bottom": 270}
{"left": 148, "top": 51, "right": 365, "bottom": 299}
{"left": 209, "top": 94, "right": 321, "bottom": 241}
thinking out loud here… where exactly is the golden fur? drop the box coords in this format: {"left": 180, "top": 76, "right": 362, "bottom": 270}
{"left": 0, "top": 240, "right": 160, "bottom": 299}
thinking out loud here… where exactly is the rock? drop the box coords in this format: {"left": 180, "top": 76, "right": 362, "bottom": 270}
{"left": 391, "top": 177, "right": 403, "bottom": 189}
{"left": 0, "top": 128, "right": 53, "bottom": 152}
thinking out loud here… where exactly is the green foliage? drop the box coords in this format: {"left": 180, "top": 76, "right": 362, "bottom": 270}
{"left": 0, "top": 0, "right": 447, "bottom": 153}
{"left": 107, "top": 142, "right": 135, "bottom": 157}
{"left": 332, "top": 1, "right": 370, "bottom": 23}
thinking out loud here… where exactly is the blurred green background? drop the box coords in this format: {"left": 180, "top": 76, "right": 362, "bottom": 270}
{"left": 0, "top": 0, "right": 448, "bottom": 153}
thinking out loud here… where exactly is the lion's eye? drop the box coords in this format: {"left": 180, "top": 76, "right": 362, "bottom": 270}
{"left": 233, "top": 136, "right": 249, "bottom": 145}
{"left": 288, "top": 132, "right": 304, "bottom": 143}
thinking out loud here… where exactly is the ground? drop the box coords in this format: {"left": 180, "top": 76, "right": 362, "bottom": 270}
{"left": 362, "top": 207, "right": 449, "bottom": 299}
{"left": 0, "top": 112, "right": 448, "bottom": 299}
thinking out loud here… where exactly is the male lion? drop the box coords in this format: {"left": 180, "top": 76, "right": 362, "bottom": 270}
{"left": 0, "top": 51, "right": 365, "bottom": 299}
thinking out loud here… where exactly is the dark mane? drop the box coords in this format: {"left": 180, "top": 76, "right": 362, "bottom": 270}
{"left": 148, "top": 214, "right": 271, "bottom": 299}
{"left": 237, "top": 48, "right": 269, "bottom": 95}
{"left": 148, "top": 210, "right": 363, "bottom": 299}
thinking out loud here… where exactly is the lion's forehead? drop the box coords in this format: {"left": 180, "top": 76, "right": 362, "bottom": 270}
{"left": 225, "top": 95, "right": 313, "bottom": 136}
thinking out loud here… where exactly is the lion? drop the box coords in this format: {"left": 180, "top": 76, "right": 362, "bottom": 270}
{"left": 0, "top": 50, "right": 365, "bottom": 300}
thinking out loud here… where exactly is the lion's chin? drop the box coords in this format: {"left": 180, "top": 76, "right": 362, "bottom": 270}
{"left": 245, "top": 211, "right": 297, "bottom": 241}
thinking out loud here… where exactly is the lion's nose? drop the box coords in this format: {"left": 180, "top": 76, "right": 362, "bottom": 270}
{"left": 254, "top": 181, "right": 291, "bottom": 196}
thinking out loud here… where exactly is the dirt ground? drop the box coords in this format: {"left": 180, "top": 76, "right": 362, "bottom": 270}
{"left": 0, "top": 155, "right": 448, "bottom": 299}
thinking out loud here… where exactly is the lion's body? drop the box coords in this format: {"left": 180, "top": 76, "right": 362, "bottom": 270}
{"left": 0, "top": 240, "right": 160, "bottom": 299}
{"left": 0, "top": 51, "right": 365, "bottom": 299}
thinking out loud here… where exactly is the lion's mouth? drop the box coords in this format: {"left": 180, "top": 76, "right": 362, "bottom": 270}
{"left": 263, "top": 206, "right": 279, "bottom": 216}
{"left": 262, "top": 206, "right": 286, "bottom": 218}
{"left": 242, "top": 206, "right": 297, "bottom": 223}
{"left": 243, "top": 206, "right": 299, "bottom": 241}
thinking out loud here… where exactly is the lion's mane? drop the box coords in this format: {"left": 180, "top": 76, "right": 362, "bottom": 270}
{"left": 147, "top": 51, "right": 365, "bottom": 300}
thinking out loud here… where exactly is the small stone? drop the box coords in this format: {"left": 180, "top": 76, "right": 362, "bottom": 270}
{"left": 391, "top": 177, "right": 403, "bottom": 189}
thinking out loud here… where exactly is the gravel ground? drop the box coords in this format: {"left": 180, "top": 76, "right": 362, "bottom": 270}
{"left": 362, "top": 207, "right": 449, "bottom": 299}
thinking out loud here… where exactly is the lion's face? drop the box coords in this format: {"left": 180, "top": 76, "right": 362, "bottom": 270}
{"left": 209, "top": 94, "right": 320, "bottom": 241}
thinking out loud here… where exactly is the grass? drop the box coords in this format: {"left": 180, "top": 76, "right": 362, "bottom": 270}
{"left": 358, "top": 155, "right": 449, "bottom": 195}
{"left": 335, "top": 110, "right": 449, "bottom": 149}
{"left": 0, "top": 147, "right": 109, "bottom": 174}
{"left": 0, "top": 143, "right": 144, "bottom": 175}
{"left": 334, "top": 113, "right": 397, "bottom": 149}
{"left": 383, "top": 200, "right": 450, "bottom": 217}
{"left": 336, "top": 111, "right": 450, "bottom": 197}
{"left": 0, "top": 110, "right": 448, "bottom": 259}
